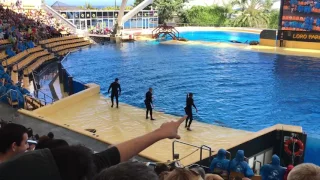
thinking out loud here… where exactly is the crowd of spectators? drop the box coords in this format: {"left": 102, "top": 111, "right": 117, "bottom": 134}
{"left": 89, "top": 27, "right": 112, "bottom": 35}
{"left": 0, "top": 116, "right": 319, "bottom": 180}
{"left": 0, "top": 1, "right": 76, "bottom": 107}
{"left": 0, "top": 2, "right": 73, "bottom": 58}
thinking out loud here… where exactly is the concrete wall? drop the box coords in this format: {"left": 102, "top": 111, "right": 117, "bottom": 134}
{"left": 260, "top": 39, "right": 277, "bottom": 47}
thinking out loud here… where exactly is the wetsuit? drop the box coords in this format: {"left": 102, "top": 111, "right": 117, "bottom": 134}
{"left": 185, "top": 96, "right": 196, "bottom": 128}
{"left": 108, "top": 82, "right": 121, "bottom": 107}
{"left": 145, "top": 91, "right": 153, "bottom": 119}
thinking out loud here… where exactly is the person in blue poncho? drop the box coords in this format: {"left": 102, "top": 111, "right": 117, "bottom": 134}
{"left": 27, "top": 40, "right": 34, "bottom": 48}
{"left": 5, "top": 47, "right": 16, "bottom": 58}
{"left": 260, "top": 154, "right": 286, "bottom": 180}
{"left": 209, "top": 149, "right": 230, "bottom": 174}
{"left": 16, "top": 81, "right": 30, "bottom": 95}
{"left": 2, "top": 73, "right": 11, "bottom": 84}
{"left": 229, "top": 150, "right": 254, "bottom": 178}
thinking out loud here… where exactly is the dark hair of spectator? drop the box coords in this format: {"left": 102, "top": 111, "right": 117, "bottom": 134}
{"left": 0, "top": 123, "right": 28, "bottom": 153}
{"left": 36, "top": 139, "right": 69, "bottom": 150}
{"left": 27, "top": 128, "right": 33, "bottom": 137}
{"left": 47, "top": 132, "right": 54, "bottom": 139}
{"left": 34, "top": 134, "right": 40, "bottom": 140}
{"left": 94, "top": 161, "right": 159, "bottom": 180}
{"left": 155, "top": 163, "right": 170, "bottom": 175}
{"left": 50, "top": 145, "right": 95, "bottom": 180}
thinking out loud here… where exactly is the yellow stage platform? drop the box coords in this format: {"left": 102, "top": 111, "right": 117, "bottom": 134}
{"left": 19, "top": 84, "right": 302, "bottom": 166}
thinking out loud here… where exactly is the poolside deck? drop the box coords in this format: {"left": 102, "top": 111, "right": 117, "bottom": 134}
{"left": 19, "top": 84, "right": 254, "bottom": 165}
{"left": 161, "top": 40, "right": 320, "bottom": 58}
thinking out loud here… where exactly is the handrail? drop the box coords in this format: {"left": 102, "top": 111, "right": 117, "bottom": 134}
{"left": 34, "top": 89, "right": 55, "bottom": 105}
{"left": 200, "top": 145, "right": 212, "bottom": 162}
{"left": 0, "top": 89, "right": 16, "bottom": 99}
{"left": 2, "top": 89, "right": 19, "bottom": 107}
{"left": 152, "top": 25, "right": 180, "bottom": 39}
{"left": 31, "top": 71, "right": 55, "bottom": 105}
{"left": 253, "top": 160, "right": 262, "bottom": 174}
{"left": 172, "top": 140, "right": 214, "bottom": 163}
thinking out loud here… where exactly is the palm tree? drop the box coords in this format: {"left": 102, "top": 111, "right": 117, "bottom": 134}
{"left": 84, "top": 2, "right": 95, "bottom": 10}
{"left": 231, "top": 0, "right": 274, "bottom": 28}
{"left": 78, "top": 2, "right": 96, "bottom": 10}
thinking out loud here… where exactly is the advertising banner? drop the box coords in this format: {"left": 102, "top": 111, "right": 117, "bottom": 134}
{"left": 280, "top": 0, "right": 320, "bottom": 42}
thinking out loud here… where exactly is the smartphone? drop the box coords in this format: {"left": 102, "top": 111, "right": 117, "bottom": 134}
{"left": 27, "top": 140, "right": 37, "bottom": 145}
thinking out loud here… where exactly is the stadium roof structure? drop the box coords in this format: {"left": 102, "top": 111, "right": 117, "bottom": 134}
{"left": 51, "top": 1, "right": 81, "bottom": 11}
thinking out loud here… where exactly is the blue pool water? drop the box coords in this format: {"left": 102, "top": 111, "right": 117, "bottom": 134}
{"left": 63, "top": 42, "right": 320, "bottom": 138}
{"left": 179, "top": 31, "right": 260, "bottom": 43}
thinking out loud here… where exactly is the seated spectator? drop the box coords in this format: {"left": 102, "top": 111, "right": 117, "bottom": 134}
{"left": 94, "top": 161, "right": 158, "bottom": 180}
{"left": 284, "top": 165, "right": 294, "bottom": 180}
{"left": 159, "top": 168, "right": 202, "bottom": 180}
{"left": 3, "top": 29, "right": 9, "bottom": 39}
{"left": 8, "top": 32, "right": 16, "bottom": 44}
{"left": 0, "top": 29, "right": 3, "bottom": 39}
{"left": 205, "top": 174, "right": 223, "bottom": 180}
{"left": 209, "top": 149, "right": 230, "bottom": 174}
{"left": 5, "top": 47, "right": 16, "bottom": 57}
{"left": 26, "top": 40, "right": 34, "bottom": 48}
{"left": 190, "top": 166, "right": 205, "bottom": 180}
{"left": 17, "top": 41, "right": 25, "bottom": 51}
{"left": 0, "top": 123, "right": 29, "bottom": 163}
{"left": 0, "top": 116, "right": 187, "bottom": 180}
{"left": 260, "top": 154, "right": 286, "bottom": 180}
{"left": 288, "top": 163, "right": 320, "bottom": 180}
{"left": 229, "top": 150, "right": 254, "bottom": 178}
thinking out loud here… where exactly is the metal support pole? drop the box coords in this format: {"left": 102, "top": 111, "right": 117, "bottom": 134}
{"left": 68, "top": 76, "right": 73, "bottom": 95}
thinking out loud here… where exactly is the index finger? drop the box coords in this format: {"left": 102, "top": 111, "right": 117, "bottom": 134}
{"left": 176, "top": 115, "right": 188, "bottom": 126}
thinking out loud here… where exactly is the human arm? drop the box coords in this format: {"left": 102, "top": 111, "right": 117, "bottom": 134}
{"left": 115, "top": 115, "right": 187, "bottom": 162}
{"left": 107, "top": 83, "right": 111, "bottom": 93}
{"left": 244, "top": 164, "right": 254, "bottom": 178}
{"left": 209, "top": 159, "right": 216, "bottom": 173}
{"left": 192, "top": 101, "right": 198, "bottom": 112}
{"left": 118, "top": 84, "right": 121, "bottom": 95}
{"left": 93, "top": 146, "right": 121, "bottom": 173}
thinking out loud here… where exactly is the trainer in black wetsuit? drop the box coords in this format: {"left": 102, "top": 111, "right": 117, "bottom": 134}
{"left": 108, "top": 78, "right": 121, "bottom": 108}
{"left": 145, "top": 88, "right": 155, "bottom": 120}
{"left": 185, "top": 93, "right": 198, "bottom": 131}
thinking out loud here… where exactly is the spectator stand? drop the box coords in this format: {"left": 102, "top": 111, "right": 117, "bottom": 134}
{"left": 0, "top": 3, "right": 89, "bottom": 110}
{"left": 170, "top": 126, "right": 307, "bottom": 179}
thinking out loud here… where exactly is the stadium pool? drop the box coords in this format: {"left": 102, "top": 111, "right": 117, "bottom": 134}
{"left": 179, "top": 31, "right": 260, "bottom": 43}
{"left": 63, "top": 41, "right": 320, "bottom": 138}
{"left": 62, "top": 31, "right": 320, "bottom": 165}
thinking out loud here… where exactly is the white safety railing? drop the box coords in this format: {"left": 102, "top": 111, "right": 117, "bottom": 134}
{"left": 41, "top": 4, "right": 77, "bottom": 33}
